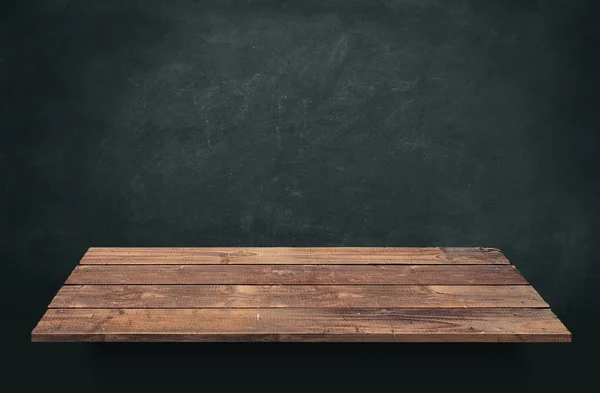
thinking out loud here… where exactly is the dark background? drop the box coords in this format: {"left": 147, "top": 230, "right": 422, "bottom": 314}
{"left": 2, "top": 0, "right": 598, "bottom": 390}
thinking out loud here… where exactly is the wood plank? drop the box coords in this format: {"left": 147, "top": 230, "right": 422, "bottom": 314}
{"left": 49, "top": 285, "right": 547, "bottom": 308}
{"left": 31, "top": 308, "right": 571, "bottom": 342}
{"left": 66, "top": 265, "right": 528, "bottom": 285}
{"left": 80, "top": 247, "right": 509, "bottom": 265}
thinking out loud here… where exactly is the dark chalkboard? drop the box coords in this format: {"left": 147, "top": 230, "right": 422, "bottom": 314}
{"left": 2, "top": 0, "right": 598, "bottom": 391}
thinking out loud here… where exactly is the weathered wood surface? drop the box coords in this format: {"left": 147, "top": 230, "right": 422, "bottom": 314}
{"left": 66, "top": 265, "right": 527, "bottom": 285}
{"left": 32, "top": 308, "right": 570, "bottom": 342}
{"left": 32, "top": 247, "right": 570, "bottom": 342}
{"left": 80, "top": 247, "right": 510, "bottom": 265}
{"left": 49, "top": 285, "right": 546, "bottom": 309}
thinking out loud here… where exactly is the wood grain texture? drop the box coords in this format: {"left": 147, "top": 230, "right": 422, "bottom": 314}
{"left": 49, "top": 285, "right": 546, "bottom": 309}
{"left": 66, "top": 264, "right": 528, "bottom": 285}
{"left": 32, "top": 247, "right": 571, "bottom": 342}
{"left": 80, "top": 247, "right": 509, "bottom": 265}
{"left": 31, "top": 308, "right": 571, "bottom": 342}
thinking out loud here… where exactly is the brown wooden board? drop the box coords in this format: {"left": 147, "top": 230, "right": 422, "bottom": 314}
{"left": 80, "top": 247, "right": 509, "bottom": 265}
{"left": 66, "top": 265, "right": 528, "bottom": 285}
{"left": 49, "top": 285, "right": 546, "bottom": 309}
{"left": 32, "top": 247, "right": 570, "bottom": 342}
{"left": 32, "top": 308, "right": 570, "bottom": 342}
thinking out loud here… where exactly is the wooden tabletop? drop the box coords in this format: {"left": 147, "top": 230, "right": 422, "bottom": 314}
{"left": 32, "top": 247, "right": 570, "bottom": 342}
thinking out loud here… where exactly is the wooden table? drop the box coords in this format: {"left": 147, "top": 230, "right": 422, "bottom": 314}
{"left": 32, "top": 247, "right": 570, "bottom": 342}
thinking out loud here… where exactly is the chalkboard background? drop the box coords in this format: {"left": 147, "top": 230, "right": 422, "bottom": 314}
{"left": 2, "top": 0, "right": 598, "bottom": 390}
